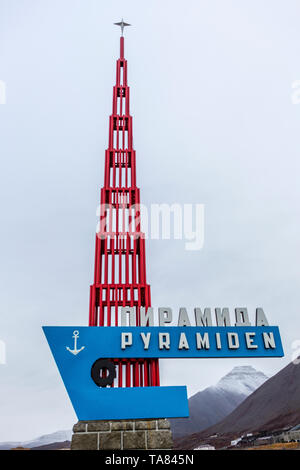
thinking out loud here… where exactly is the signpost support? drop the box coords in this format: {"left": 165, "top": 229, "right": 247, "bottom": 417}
{"left": 71, "top": 419, "right": 173, "bottom": 450}
{"left": 72, "top": 22, "right": 170, "bottom": 450}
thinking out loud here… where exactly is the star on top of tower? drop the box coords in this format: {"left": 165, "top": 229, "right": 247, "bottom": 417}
{"left": 114, "top": 19, "right": 131, "bottom": 36}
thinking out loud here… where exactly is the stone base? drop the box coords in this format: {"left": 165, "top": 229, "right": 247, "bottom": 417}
{"left": 71, "top": 419, "right": 173, "bottom": 450}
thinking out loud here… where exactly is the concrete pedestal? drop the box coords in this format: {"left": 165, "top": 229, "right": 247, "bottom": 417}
{"left": 71, "top": 419, "right": 173, "bottom": 450}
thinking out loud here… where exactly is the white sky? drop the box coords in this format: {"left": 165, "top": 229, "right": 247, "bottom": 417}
{"left": 0, "top": 0, "right": 300, "bottom": 441}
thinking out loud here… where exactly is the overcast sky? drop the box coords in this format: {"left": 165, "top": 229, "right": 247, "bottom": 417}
{"left": 0, "top": 0, "right": 300, "bottom": 442}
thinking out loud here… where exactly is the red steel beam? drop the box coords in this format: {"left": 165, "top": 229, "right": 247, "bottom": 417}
{"left": 89, "top": 36, "right": 160, "bottom": 387}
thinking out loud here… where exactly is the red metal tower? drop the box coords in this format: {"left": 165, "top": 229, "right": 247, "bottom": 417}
{"left": 89, "top": 35, "right": 160, "bottom": 388}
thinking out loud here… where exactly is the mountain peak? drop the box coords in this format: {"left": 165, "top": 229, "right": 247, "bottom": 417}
{"left": 171, "top": 364, "right": 270, "bottom": 439}
{"left": 231, "top": 365, "right": 258, "bottom": 372}
{"left": 216, "top": 365, "right": 269, "bottom": 396}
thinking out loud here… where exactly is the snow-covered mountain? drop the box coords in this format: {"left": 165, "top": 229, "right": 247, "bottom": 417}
{"left": 0, "top": 430, "right": 72, "bottom": 450}
{"left": 214, "top": 365, "right": 269, "bottom": 396}
{"left": 170, "top": 365, "right": 269, "bottom": 439}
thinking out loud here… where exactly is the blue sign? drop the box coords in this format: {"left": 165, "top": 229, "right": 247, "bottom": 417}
{"left": 44, "top": 326, "right": 283, "bottom": 359}
{"left": 43, "top": 326, "right": 189, "bottom": 420}
{"left": 43, "top": 326, "right": 283, "bottom": 421}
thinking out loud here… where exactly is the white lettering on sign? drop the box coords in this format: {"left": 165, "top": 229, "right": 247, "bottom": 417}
{"left": 159, "top": 333, "right": 170, "bottom": 349}
{"left": 119, "top": 330, "right": 278, "bottom": 353}
{"left": 140, "top": 332, "right": 151, "bottom": 350}
{"left": 178, "top": 308, "right": 191, "bottom": 327}
{"left": 245, "top": 332, "right": 258, "bottom": 349}
{"left": 158, "top": 308, "right": 172, "bottom": 326}
{"left": 140, "top": 307, "right": 154, "bottom": 326}
{"left": 215, "top": 308, "right": 231, "bottom": 326}
{"left": 178, "top": 333, "right": 189, "bottom": 350}
{"left": 216, "top": 333, "right": 222, "bottom": 350}
{"left": 121, "top": 307, "right": 271, "bottom": 327}
{"left": 235, "top": 308, "right": 251, "bottom": 327}
{"left": 196, "top": 333, "right": 210, "bottom": 350}
{"left": 121, "top": 308, "right": 136, "bottom": 326}
{"left": 263, "top": 332, "right": 276, "bottom": 349}
{"left": 256, "top": 308, "right": 269, "bottom": 327}
{"left": 121, "top": 332, "right": 132, "bottom": 349}
{"left": 194, "top": 308, "right": 212, "bottom": 326}
{"left": 227, "top": 333, "right": 240, "bottom": 349}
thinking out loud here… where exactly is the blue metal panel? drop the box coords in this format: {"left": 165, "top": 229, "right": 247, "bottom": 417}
{"left": 44, "top": 326, "right": 284, "bottom": 359}
{"left": 43, "top": 325, "right": 283, "bottom": 420}
{"left": 67, "top": 386, "right": 188, "bottom": 421}
{"left": 43, "top": 326, "right": 189, "bottom": 420}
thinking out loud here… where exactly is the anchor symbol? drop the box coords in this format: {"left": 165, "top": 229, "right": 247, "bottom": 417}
{"left": 66, "top": 330, "right": 85, "bottom": 356}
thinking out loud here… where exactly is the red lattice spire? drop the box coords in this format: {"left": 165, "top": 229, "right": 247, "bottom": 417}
{"left": 89, "top": 36, "right": 160, "bottom": 387}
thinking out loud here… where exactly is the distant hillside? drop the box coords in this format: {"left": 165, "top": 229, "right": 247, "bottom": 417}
{"left": 0, "top": 430, "right": 72, "bottom": 451}
{"left": 170, "top": 365, "right": 269, "bottom": 438}
{"left": 175, "top": 359, "right": 300, "bottom": 449}
{"left": 32, "top": 441, "right": 70, "bottom": 450}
